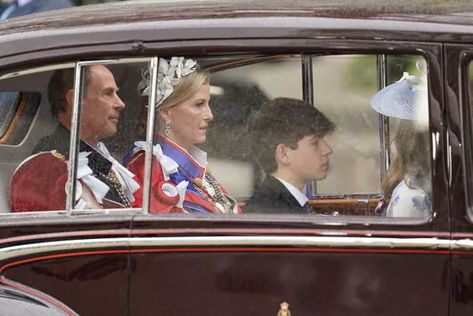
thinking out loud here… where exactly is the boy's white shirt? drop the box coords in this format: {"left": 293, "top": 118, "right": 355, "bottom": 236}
{"left": 274, "top": 176, "right": 308, "bottom": 207}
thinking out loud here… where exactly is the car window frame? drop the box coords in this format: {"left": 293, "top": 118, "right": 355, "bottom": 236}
{"left": 0, "top": 39, "right": 448, "bottom": 231}
{"left": 459, "top": 49, "right": 473, "bottom": 224}
{"left": 68, "top": 58, "right": 156, "bottom": 214}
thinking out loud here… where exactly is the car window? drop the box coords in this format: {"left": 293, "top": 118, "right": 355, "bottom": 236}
{"left": 137, "top": 53, "right": 432, "bottom": 221}
{"left": 312, "top": 54, "right": 380, "bottom": 194}
{"left": 0, "top": 67, "right": 63, "bottom": 213}
{"left": 310, "top": 54, "right": 430, "bottom": 220}
{"left": 203, "top": 55, "right": 302, "bottom": 198}
{"left": 0, "top": 59, "right": 153, "bottom": 213}
{"left": 466, "top": 60, "right": 473, "bottom": 221}
{"left": 0, "top": 91, "right": 41, "bottom": 145}
{"left": 0, "top": 54, "right": 432, "bottom": 222}
{"left": 72, "top": 59, "right": 152, "bottom": 211}
{"left": 0, "top": 92, "right": 20, "bottom": 141}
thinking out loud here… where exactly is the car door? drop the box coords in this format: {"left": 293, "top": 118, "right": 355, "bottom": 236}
{"left": 0, "top": 59, "right": 152, "bottom": 315}
{"left": 447, "top": 43, "right": 473, "bottom": 316}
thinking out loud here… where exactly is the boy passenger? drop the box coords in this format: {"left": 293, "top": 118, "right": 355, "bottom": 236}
{"left": 244, "top": 97, "right": 335, "bottom": 214}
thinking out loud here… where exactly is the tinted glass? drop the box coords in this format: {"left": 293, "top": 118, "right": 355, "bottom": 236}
{"left": 74, "top": 61, "right": 150, "bottom": 210}
{"left": 133, "top": 53, "right": 432, "bottom": 220}
{"left": 204, "top": 55, "right": 302, "bottom": 198}
{"left": 312, "top": 55, "right": 379, "bottom": 194}
{"left": 0, "top": 66, "right": 69, "bottom": 213}
{"left": 0, "top": 92, "right": 20, "bottom": 139}
{"left": 310, "top": 54, "right": 431, "bottom": 218}
{"left": 0, "top": 54, "right": 432, "bottom": 221}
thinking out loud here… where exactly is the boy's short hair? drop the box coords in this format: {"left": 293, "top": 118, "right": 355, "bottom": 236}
{"left": 249, "top": 97, "right": 335, "bottom": 174}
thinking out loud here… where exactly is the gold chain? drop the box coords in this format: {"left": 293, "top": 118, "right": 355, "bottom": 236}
{"left": 103, "top": 170, "right": 131, "bottom": 208}
{"left": 204, "top": 173, "right": 233, "bottom": 213}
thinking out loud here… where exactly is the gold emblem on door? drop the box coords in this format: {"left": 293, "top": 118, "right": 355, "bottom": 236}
{"left": 277, "top": 301, "right": 291, "bottom": 316}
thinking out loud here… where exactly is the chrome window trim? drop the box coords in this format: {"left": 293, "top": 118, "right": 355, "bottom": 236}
{"left": 302, "top": 54, "right": 316, "bottom": 197}
{"left": 0, "top": 63, "right": 76, "bottom": 80}
{"left": 377, "top": 54, "right": 390, "bottom": 184}
{"left": 447, "top": 130, "right": 453, "bottom": 186}
{"left": 0, "top": 237, "right": 129, "bottom": 261}
{"left": 128, "top": 235, "right": 453, "bottom": 249}
{"left": 68, "top": 58, "right": 153, "bottom": 213}
{"left": 67, "top": 61, "right": 83, "bottom": 211}
{"left": 142, "top": 57, "right": 159, "bottom": 213}
{"left": 462, "top": 57, "right": 473, "bottom": 219}
{"left": 0, "top": 212, "right": 432, "bottom": 226}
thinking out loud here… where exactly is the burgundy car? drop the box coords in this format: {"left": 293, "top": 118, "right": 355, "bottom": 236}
{"left": 0, "top": 0, "right": 472, "bottom": 315}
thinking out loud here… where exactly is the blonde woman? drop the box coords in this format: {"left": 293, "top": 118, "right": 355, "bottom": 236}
{"left": 126, "top": 57, "right": 239, "bottom": 214}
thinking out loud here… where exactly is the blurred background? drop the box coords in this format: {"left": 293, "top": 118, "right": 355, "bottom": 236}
{"left": 0, "top": 0, "right": 126, "bottom": 19}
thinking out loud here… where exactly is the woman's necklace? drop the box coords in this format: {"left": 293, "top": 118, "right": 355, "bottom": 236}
{"left": 202, "top": 172, "right": 234, "bottom": 213}
{"left": 191, "top": 170, "right": 234, "bottom": 213}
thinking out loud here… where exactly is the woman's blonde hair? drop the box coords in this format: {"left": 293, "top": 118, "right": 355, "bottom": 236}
{"left": 382, "top": 120, "right": 430, "bottom": 203}
{"left": 159, "top": 68, "right": 210, "bottom": 109}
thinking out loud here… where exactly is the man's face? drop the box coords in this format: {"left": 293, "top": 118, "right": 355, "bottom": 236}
{"left": 80, "top": 65, "right": 125, "bottom": 145}
{"left": 286, "top": 134, "right": 333, "bottom": 183}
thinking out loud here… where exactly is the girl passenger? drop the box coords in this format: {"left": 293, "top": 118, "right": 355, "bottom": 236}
{"left": 371, "top": 72, "right": 431, "bottom": 218}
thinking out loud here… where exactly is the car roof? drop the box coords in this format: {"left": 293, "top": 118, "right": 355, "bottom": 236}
{"left": 0, "top": 0, "right": 472, "bottom": 70}
{"left": 1, "top": 0, "right": 472, "bottom": 30}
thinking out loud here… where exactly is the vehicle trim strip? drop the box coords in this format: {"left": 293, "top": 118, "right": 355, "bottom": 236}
{"left": 0, "top": 228, "right": 453, "bottom": 246}
{"left": 0, "top": 235, "right": 461, "bottom": 263}
{"left": 142, "top": 57, "right": 159, "bottom": 213}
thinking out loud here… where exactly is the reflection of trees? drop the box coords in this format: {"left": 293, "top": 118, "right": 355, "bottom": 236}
{"left": 202, "top": 77, "right": 268, "bottom": 162}
{"left": 385, "top": 56, "right": 420, "bottom": 82}
{"left": 316, "top": 54, "right": 423, "bottom": 194}
{"left": 345, "top": 55, "right": 377, "bottom": 93}
{"left": 201, "top": 76, "right": 269, "bottom": 192}
{"left": 345, "top": 55, "right": 421, "bottom": 93}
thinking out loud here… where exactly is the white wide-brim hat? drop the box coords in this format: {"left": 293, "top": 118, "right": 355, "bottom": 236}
{"left": 370, "top": 72, "right": 428, "bottom": 122}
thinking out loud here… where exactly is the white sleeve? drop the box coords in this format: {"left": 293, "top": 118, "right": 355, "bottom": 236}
{"left": 386, "top": 181, "right": 430, "bottom": 218}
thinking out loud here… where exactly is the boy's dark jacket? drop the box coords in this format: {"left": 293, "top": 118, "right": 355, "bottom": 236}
{"left": 244, "top": 175, "right": 313, "bottom": 214}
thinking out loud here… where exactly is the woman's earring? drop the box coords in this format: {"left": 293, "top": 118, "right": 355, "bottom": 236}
{"left": 164, "top": 121, "right": 171, "bottom": 137}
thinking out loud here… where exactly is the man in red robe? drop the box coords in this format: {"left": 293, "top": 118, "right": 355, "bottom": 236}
{"left": 10, "top": 65, "right": 138, "bottom": 211}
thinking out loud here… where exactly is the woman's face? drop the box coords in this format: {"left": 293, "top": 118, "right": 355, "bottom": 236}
{"left": 163, "top": 83, "right": 213, "bottom": 149}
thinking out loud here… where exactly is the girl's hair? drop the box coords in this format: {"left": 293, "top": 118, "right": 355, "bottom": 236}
{"left": 382, "top": 120, "right": 430, "bottom": 203}
{"left": 159, "top": 68, "right": 210, "bottom": 109}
